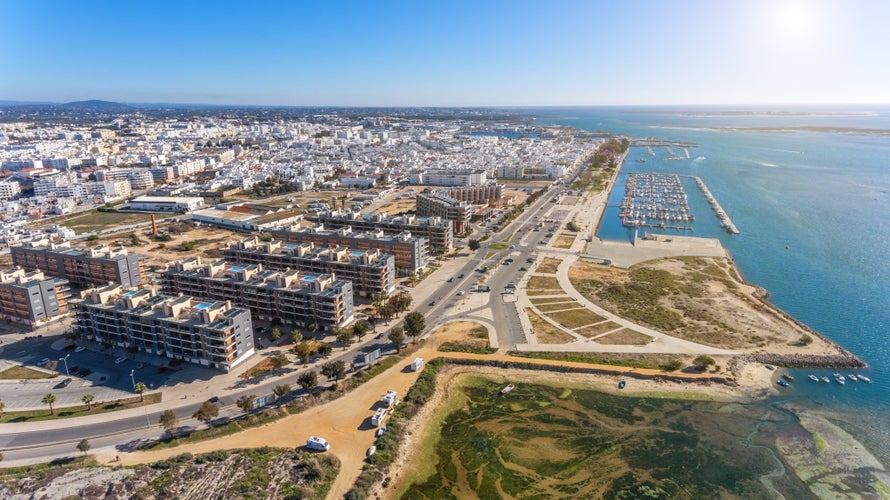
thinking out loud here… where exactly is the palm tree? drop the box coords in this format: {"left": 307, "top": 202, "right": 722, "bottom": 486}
{"left": 42, "top": 393, "right": 57, "bottom": 415}
{"left": 134, "top": 382, "right": 147, "bottom": 402}
{"left": 81, "top": 394, "right": 95, "bottom": 411}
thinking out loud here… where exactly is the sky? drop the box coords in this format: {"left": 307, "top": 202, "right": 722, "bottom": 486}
{"left": 1, "top": 0, "right": 889, "bottom": 107}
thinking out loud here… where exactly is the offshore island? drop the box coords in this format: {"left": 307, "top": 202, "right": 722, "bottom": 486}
{"left": 0, "top": 105, "right": 885, "bottom": 499}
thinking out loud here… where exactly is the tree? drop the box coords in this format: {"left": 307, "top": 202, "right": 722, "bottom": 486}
{"left": 76, "top": 439, "right": 91, "bottom": 457}
{"left": 270, "top": 327, "right": 282, "bottom": 342}
{"left": 298, "top": 371, "right": 318, "bottom": 391}
{"left": 273, "top": 384, "right": 291, "bottom": 400}
{"left": 291, "top": 329, "right": 303, "bottom": 344}
{"left": 0, "top": 399, "right": 5, "bottom": 420}
{"left": 192, "top": 401, "right": 219, "bottom": 427}
{"left": 336, "top": 328, "right": 353, "bottom": 347}
{"left": 134, "top": 382, "right": 147, "bottom": 402}
{"left": 270, "top": 351, "right": 289, "bottom": 371}
{"left": 692, "top": 355, "right": 716, "bottom": 371}
{"left": 42, "top": 393, "right": 57, "bottom": 415}
{"left": 316, "top": 343, "right": 333, "bottom": 358}
{"left": 159, "top": 409, "right": 178, "bottom": 436}
{"left": 353, "top": 321, "right": 369, "bottom": 341}
{"left": 81, "top": 394, "right": 95, "bottom": 411}
{"left": 321, "top": 361, "right": 346, "bottom": 381}
{"left": 236, "top": 394, "right": 257, "bottom": 413}
{"left": 404, "top": 312, "right": 426, "bottom": 344}
{"left": 294, "top": 340, "right": 317, "bottom": 365}
{"left": 388, "top": 327, "right": 406, "bottom": 353}
{"left": 468, "top": 239, "right": 481, "bottom": 251}
{"left": 799, "top": 334, "right": 813, "bottom": 346}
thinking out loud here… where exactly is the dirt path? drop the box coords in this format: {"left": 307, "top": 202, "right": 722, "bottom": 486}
{"left": 117, "top": 321, "right": 764, "bottom": 499}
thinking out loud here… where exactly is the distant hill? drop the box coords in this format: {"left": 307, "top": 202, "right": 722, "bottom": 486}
{"left": 60, "top": 100, "right": 133, "bottom": 111}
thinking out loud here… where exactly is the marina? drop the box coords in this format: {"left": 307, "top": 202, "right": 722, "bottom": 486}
{"left": 618, "top": 173, "right": 695, "bottom": 230}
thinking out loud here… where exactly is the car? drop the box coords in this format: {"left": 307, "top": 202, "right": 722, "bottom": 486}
{"left": 60, "top": 377, "right": 72, "bottom": 387}
{"left": 37, "top": 358, "right": 49, "bottom": 366}
{"left": 509, "top": 244, "right": 516, "bottom": 249}
{"left": 447, "top": 277, "right": 453, "bottom": 283}
{"left": 428, "top": 300, "right": 436, "bottom": 306}
{"left": 519, "top": 267, "right": 527, "bottom": 271}
{"left": 75, "top": 345, "right": 87, "bottom": 353}
{"left": 114, "top": 356, "right": 127, "bottom": 364}
{"left": 456, "top": 291, "right": 465, "bottom": 296}
{"left": 458, "top": 273, "right": 464, "bottom": 278}
{"left": 137, "top": 362, "right": 146, "bottom": 369}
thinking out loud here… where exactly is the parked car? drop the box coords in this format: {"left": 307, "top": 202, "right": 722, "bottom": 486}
{"left": 114, "top": 356, "right": 127, "bottom": 364}
{"left": 75, "top": 345, "right": 87, "bottom": 353}
{"left": 37, "top": 358, "right": 49, "bottom": 366}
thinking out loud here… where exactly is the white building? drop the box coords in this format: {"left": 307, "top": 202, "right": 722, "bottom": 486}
{"left": 0, "top": 181, "right": 21, "bottom": 200}
{"left": 128, "top": 195, "right": 205, "bottom": 213}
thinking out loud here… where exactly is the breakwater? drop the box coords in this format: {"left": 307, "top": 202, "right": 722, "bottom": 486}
{"left": 691, "top": 176, "right": 740, "bottom": 234}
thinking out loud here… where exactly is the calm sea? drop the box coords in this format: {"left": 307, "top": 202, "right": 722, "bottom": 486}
{"left": 529, "top": 106, "right": 890, "bottom": 460}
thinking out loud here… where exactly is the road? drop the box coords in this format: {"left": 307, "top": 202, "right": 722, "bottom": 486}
{"left": 0, "top": 167, "right": 578, "bottom": 466}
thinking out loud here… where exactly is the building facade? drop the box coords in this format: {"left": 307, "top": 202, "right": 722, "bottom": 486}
{"left": 269, "top": 226, "right": 428, "bottom": 274}
{"left": 0, "top": 268, "right": 70, "bottom": 328}
{"left": 308, "top": 209, "right": 453, "bottom": 254}
{"left": 11, "top": 241, "right": 147, "bottom": 288}
{"left": 415, "top": 190, "right": 474, "bottom": 233}
{"left": 161, "top": 258, "right": 354, "bottom": 331}
{"left": 222, "top": 239, "right": 395, "bottom": 297}
{"left": 71, "top": 285, "right": 255, "bottom": 372}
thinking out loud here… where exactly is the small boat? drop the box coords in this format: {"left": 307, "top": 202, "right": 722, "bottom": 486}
{"left": 782, "top": 373, "right": 795, "bottom": 382}
{"left": 500, "top": 383, "right": 515, "bottom": 395}
{"left": 847, "top": 374, "right": 858, "bottom": 382}
{"left": 777, "top": 379, "right": 789, "bottom": 387}
{"left": 821, "top": 376, "right": 831, "bottom": 384}
{"left": 366, "top": 446, "right": 377, "bottom": 458}
{"left": 764, "top": 364, "right": 776, "bottom": 371}
{"left": 858, "top": 375, "right": 872, "bottom": 383}
{"left": 808, "top": 374, "right": 819, "bottom": 382}
{"left": 618, "top": 380, "right": 626, "bottom": 389}
{"left": 834, "top": 375, "right": 846, "bottom": 385}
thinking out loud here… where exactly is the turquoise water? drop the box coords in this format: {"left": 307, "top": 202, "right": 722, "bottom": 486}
{"left": 530, "top": 107, "right": 890, "bottom": 459}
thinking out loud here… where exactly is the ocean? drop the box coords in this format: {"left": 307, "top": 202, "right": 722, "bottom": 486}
{"left": 529, "top": 106, "right": 890, "bottom": 462}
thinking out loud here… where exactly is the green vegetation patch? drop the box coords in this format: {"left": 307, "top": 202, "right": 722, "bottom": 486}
{"left": 535, "top": 258, "right": 563, "bottom": 274}
{"left": 488, "top": 243, "right": 509, "bottom": 250}
{"left": 595, "top": 328, "right": 654, "bottom": 345}
{"left": 0, "top": 366, "right": 55, "bottom": 380}
{"left": 439, "top": 326, "right": 496, "bottom": 354}
{"left": 403, "top": 375, "right": 779, "bottom": 499}
{"left": 57, "top": 210, "right": 174, "bottom": 234}
{"left": 546, "top": 308, "right": 605, "bottom": 329}
{"left": 510, "top": 351, "right": 685, "bottom": 371}
{"left": 1, "top": 393, "right": 162, "bottom": 423}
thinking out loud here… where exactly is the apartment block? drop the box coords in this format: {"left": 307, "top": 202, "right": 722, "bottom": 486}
{"left": 309, "top": 209, "right": 453, "bottom": 254}
{"left": 0, "top": 268, "right": 70, "bottom": 328}
{"left": 269, "top": 226, "right": 428, "bottom": 274}
{"left": 416, "top": 190, "right": 474, "bottom": 233}
{"left": 71, "top": 285, "right": 255, "bottom": 372}
{"left": 161, "top": 257, "right": 354, "bottom": 331}
{"left": 11, "top": 241, "right": 147, "bottom": 289}
{"left": 444, "top": 183, "right": 504, "bottom": 207}
{"left": 222, "top": 239, "right": 395, "bottom": 297}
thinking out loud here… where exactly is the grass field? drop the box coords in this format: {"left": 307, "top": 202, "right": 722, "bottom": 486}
{"left": 535, "top": 258, "right": 562, "bottom": 274}
{"left": 529, "top": 296, "right": 574, "bottom": 305}
{"left": 575, "top": 321, "right": 623, "bottom": 338}
{"left": 553, "top": 234, "right": 576, "bottom": 249}
{"left": 0, "top": 366, "right": 55, "bottom": 380}
{"left": 402, "top": 375, "right": 781, "bottom": 498}
{"left": 58, "top": 210, "right": 174, "bottom": 234}
{"left": 526, "top": 276, "right": 561, "bottom": 291}
{"left": 528, "top": 310, "right": 574, "bottom": 344}
{"left": 546, "top": 308, "right": 605, "bottom": 329}
{"left": 595, "top": 328, "right": 654, "bottom": 345}
{"left": 535, "top": 302, "right": 583, "bottom": 313}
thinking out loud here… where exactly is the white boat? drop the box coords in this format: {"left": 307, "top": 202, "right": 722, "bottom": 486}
{"left": 306, "top": 436, "right": 330, "bottom": 451}
{"left": 834, "top": 374, "right": 846, "bottom": 385}
{"left": 821, "top": 376, "right": 831, "bottom": 384}
{"left": 500, "top": 383, "right": 515, "bottom": 395}
{"left": 808, "top": 374, "right": 819, "bottom": 382}
{"left": 847, "top": 374, "right": 858, "bottom": 382}
{"left": 858, "top": 375, "right": 872, "bottom": 383}
{"left": 366, "top": 445, "right": 377, "bottom": 458}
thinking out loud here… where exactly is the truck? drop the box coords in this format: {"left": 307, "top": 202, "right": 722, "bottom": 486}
{"left": 410, "top": 357, "right": 424, "bottom": 371}
{"left": 383, "top": 390, "right": 398, "bottom": 407}
{"left": 371, "top": 407, "right": 388, "bottom": 427}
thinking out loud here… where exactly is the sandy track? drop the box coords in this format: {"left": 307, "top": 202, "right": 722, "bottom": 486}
{"left": 116, "top": 321, "right": 769, "bottom": 499}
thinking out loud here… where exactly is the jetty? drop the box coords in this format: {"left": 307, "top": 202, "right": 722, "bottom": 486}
{"left": 691, "top": 176, "right": 739, "bottom": 234}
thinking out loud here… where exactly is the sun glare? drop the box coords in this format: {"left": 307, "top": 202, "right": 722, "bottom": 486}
{"left": 767, "top": 0, "right": 819, "bottom": 47}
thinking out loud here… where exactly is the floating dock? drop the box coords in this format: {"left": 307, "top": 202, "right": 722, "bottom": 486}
{"left": 619, "top": 173, "right": 695, "bottom": 230}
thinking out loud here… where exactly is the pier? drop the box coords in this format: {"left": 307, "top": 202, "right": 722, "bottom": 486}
{"left": 691, "top": 176, "right": 739, "bottom": 234}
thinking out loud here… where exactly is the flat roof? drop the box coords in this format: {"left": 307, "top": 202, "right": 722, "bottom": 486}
{"left": 131, "top": 196, "right": 203, "bottom": 203}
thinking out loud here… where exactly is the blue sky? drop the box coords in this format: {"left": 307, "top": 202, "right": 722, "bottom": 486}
{"left": 2, "top": 0, "right": 888, "bottom": 106}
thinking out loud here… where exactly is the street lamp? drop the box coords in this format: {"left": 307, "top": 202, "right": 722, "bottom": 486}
{"left": 59, "top": 354, "right": 70, "bottom": 377}
{"left": 130, "top": 369, "right": 136, "bottom": 391}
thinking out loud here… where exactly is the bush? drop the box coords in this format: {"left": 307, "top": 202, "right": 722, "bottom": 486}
{"left": 662, "top": 359, "right": 683, "bottom": 371}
